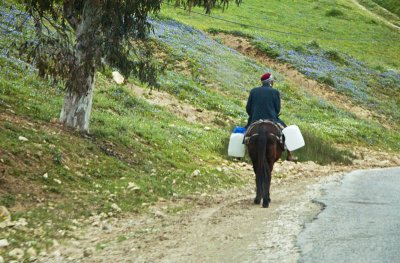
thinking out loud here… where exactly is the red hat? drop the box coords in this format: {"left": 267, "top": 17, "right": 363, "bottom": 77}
{"left": 261, "top": 73, "right": 272, "bottom": 81}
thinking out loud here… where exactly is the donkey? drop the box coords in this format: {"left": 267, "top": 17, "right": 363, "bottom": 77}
{"left": 245, "top": 120, "right": 284, "bottom": 208}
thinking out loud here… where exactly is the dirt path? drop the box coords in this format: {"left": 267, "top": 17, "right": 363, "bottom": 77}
{"left": 39, "top": 149, "right": 400, "bottom": 263}
{"left": 38, "top": 165, "right": 332, "bottom": 263}
{"left": 154, "top": 175, "right": 329, "bottom": 263}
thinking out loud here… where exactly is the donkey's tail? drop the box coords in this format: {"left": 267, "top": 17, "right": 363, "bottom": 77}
{"left": 256, "top": 126, "right": 270, "bottom": 200}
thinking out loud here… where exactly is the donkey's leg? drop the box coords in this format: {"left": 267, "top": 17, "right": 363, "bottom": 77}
{"left": 254, "top": 178, "right": 262, "bottom": 204}
{"left": 262, "top": 185, "right": 269, "bottom": 207}
{"left": 267, "top": 167, "right": 272, "bottom": 204}
{"left": 262, "top": 166, "right": 270, "bottom": 208}
{"left": 249, "top": 147, "right": 262, "bottom": 205}
{"left": 262, "top": 187, "right": 269, "bottom": 207}
{"left": 262, "top": 161, "right": 275, "bottom": 208}
{"left": 268, "top": 164, "right": 274, "bottom": 203}
{"left": 254, "top": 165, "right": 262, "bottom": 204}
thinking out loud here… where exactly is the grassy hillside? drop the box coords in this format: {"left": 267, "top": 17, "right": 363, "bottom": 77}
{"left": 371, "top": 0, "right": 400, "bottom": 17}
{"left": 1, "top": 0, "right": 400, "bottom": 260}
{"left": 160, "top": 0, "right": 400, "bottom": 69}
{"left": 149, "top": 19, "right": 400, "bottom": 147}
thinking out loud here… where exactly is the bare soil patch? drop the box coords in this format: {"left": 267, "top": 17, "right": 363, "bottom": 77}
{"left": 129, "top": 83, "right": 232, "bottom": 125}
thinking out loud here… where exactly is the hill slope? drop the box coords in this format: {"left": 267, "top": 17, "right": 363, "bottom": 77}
{"left": 1, "top": 1, "right": 400, "bottom": 261}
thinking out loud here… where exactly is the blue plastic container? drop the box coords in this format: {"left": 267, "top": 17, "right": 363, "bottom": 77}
{"left": 233, "top": 126, "right": 246, "bottom": 134}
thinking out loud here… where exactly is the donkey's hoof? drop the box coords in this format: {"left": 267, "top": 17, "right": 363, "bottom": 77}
{"left": 262, "top": 198, "right": 270, "bottom": 208}
{"left": 254, "top": 198, "right": 261, "bottom": 205}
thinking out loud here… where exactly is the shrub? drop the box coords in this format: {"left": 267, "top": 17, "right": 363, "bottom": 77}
{"left": 206, "top": 28, "right": 252, "bottom": 38}
{"left": 253, "top": 42, "right": 280, "bottom": 58}
{"left": 318, "top": 75, "right": 336, "bottom": 87}
{"left": 326, "top": 8, "right": 345, "bottom": 17}
{"left": 207, "top": 28, "right": 220, "bottom": 35}
{"left": 325, "top": 50, "right": 346, "bottom": 64}
{"left": 307, "top": 40, "right": 320, "bottom": 49}
{"left": 294, "top": 45, "right": 307, "bottom": 53}
{"left": 373, "top": 64, "right": 385, "bottom": 72}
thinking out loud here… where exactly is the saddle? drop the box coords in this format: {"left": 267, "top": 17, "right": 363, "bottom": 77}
{"left": 243, "top": 120, "right": 285, "bottom": 148}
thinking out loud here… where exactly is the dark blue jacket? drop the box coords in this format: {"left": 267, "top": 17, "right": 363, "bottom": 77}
{"left": 245, "top": 84, "right": 286, "bottom": 127}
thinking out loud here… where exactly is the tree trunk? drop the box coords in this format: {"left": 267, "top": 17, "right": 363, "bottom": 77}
{"left": 60, "top": 73, "right": 95, "bottom": 133}
{"left": 59, "top": 2, "right": 100, "bottom": 133}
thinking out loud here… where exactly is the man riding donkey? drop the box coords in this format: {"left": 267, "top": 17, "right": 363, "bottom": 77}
{"left": 245, "top": 72, "right": 297, "bottom": 162}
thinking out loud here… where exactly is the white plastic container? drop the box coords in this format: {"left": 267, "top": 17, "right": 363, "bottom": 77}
{"left": 228, "top": 133, "right": 246, "bottom": 157}
{"left": 282, "top": 125, "right": 305, "bottom": 151}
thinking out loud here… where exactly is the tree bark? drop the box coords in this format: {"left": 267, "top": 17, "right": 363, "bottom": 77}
{"left": 60, "top": 73, "right": 95, "bottom": 133}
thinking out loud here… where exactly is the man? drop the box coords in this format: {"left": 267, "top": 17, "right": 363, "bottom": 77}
{"left": 245, "top": 72, "right": 297, "bottom": 161}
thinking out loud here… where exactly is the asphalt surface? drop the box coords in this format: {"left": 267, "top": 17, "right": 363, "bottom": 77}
{"left": 297, "top": 167, "right": 400, "bottom": 263}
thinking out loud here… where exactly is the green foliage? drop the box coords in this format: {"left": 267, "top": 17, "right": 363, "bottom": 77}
{"left": 20, "top": 0, "right": 242, "bottom": 90}
{"left": 20, "top": 0, "right": 163, "bottom": 91}
{"left": 172, "top": 0, "right": 242, "bottom": 14}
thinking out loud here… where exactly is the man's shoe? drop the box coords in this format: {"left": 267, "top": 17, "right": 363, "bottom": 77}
{"left": 286, "top": 156, "right": 298, "bottom": 162}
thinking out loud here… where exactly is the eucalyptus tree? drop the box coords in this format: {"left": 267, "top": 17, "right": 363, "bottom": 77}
{"left": 23, "top": 0, "right": 240, "bottom": 132}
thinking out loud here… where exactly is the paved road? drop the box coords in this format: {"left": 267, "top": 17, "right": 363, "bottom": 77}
{"left": 297, "top": 167, "right": 400, "bottom": 263}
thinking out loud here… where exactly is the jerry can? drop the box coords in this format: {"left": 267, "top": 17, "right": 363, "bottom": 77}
{"left": 282, "top": 125, "right": 305, "bottom": 151}
{"left": 228, "top": 126, "right": 246, "bottom": 157}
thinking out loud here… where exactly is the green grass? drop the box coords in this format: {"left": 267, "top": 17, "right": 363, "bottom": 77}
{"left": 160, "top": 0, "right": 400, "bottom": 69}
{"left": 0, "top": 193, "right": 16, "bottom": 207}
{"left": 370, "top": 0, "right": 400, "bottom": 17}
{"left": 282, "top": 130, "right": 355, "bottom": 165}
